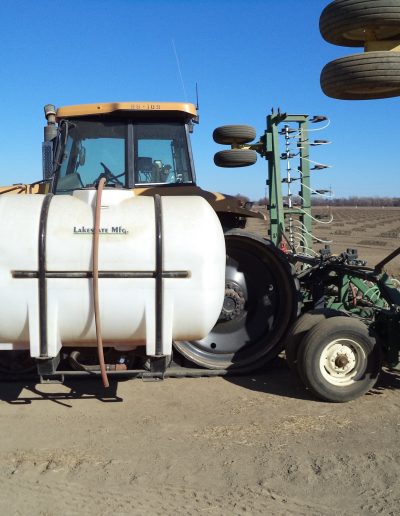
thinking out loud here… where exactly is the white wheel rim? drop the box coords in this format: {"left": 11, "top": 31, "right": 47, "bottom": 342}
{"left": 319, "top": 338, "right": 366, "bottom": 387}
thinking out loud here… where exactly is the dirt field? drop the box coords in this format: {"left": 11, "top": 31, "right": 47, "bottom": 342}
{"left": 248, "top": 205, "right": 400, "bottom": 277}
{"left": 0, "top": 207, "right": 399, "bottom": 515}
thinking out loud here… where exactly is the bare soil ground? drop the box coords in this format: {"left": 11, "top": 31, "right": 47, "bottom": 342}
{"left": 248, "top": 205, "right": 400, "bottom": 277}
{"left": 1, "top": 368, "right": 399, "bottom": 515}
{"left": 0, "top": 207, "right": 399, "bottom": 515}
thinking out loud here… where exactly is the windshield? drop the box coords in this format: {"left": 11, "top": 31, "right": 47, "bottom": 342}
{"left": 55, "top": 120, "right": 126, "bottom": 193}
{"left": 134, "top": 123, "right": 193, "bottom": 185}
{"left": 54, "top": 119, "right": 194, "bottom": 194}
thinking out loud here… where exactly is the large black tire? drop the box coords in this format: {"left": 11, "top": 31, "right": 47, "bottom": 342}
{"left": 285, "top": 308, "right": 344, "bottom": 377}
{"left": 321, "top": 51, "right": 400, "bottom": 99}
{"left": 320, "top": 0, "right": 400, "bottom": 47}
{"left": 173, "top": 230, "right": 299, "bottom": 371}
{"left": 214, "top": 149, "right": 257, "bottom": 168}
{"left": 213, "top": 125, "right": 257, "bottom": 145}
{"left": 297, "top": 317, "right": 381, "bottom": 402}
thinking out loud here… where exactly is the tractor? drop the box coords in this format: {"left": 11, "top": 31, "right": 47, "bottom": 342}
{"left": 0, "top": 96, "right": 397, "bottom": 403}
{"left": 1, "top": 0, "right": 399, "bottom": 403}
{"left": 0, "top": 101, "right": 299, "bottom": 386}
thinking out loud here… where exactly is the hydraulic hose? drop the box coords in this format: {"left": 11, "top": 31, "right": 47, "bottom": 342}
{"left": 93, "top": 177, "right": 109, "bottom": 388}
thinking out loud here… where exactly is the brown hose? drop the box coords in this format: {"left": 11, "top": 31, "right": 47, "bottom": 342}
{"left": 93, "top": 177, "right": 109, "bottom": 388}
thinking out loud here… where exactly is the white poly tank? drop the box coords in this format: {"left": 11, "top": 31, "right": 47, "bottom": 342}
{"left": 0, "top": 190, "right": 225, "bottom": 358}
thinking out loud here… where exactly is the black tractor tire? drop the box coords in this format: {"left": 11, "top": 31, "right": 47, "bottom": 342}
{"left": 320, "top": 51, "right": 400, "bottom": 99}
{"left": 214, "top": 149, "right": 257, "bottom": 168}
{"left": 213, "top": 125, "right": 257, "bottom": 145}
{"left": 297, "top": 317, "right": 381, "bottom": 402}
{"left": 285, "top": 308, "right": 344, "bottom": 379}
{"left": 173, "top": 230, "right": 299, "bottom": 371}
{"left": 320, "top": 0, "right": 400, "bottom": 47}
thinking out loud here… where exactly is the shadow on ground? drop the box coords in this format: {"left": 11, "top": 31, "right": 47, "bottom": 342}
{"left": 0, "top": 378, "right": 123, "bottom": 407}
{"left": 224, "top": 356, "right": 316, "bottom": 402}
{"left": 225, "top": 357, "right": 400, "bottom": 402}
{"left": 0, "top": 357, "right": 398, "bottom": 406}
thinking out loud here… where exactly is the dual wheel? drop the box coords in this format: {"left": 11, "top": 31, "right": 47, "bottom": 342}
{"left": 320, "top": 1, "right": 400, "bottom": 100}
{"left": 212, "top": 125, "right": 258, "bottom": 168}
{"left": 285, "top": 309, "right": 381, "bottom": 402}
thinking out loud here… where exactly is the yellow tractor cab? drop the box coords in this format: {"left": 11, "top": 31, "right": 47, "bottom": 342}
{"left": 45, "top": 101, "right": 263, "bottom": 230}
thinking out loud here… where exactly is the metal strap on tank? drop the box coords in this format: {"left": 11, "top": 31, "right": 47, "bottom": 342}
{"left": 12, "top": 271, "right": 188, "bottom": 279}
{"left": 154, "top": 194, "right": 163, "bottom": 356}
{"left": 13, "top": 193, "right": 185, "bottom": 358}
{"left": 38, "top": 193, "right": 53, "bottom": 357}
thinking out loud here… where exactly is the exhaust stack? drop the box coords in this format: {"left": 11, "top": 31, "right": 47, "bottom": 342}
{"left": 44, "top": 104, "right": 57, "bottom": 141}
{"left": 42, "top": 104, "right": 57, "bottom": 179}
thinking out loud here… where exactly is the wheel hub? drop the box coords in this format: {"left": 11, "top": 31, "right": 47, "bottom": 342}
{"left": 335, "top": 354, "right": 350, "bottom": 368}
{"left": 326, "top": 344, "right": 356, "bottom": 376}
{"left": 319, "top": 338, "right": 366, "bottom": 387}
{"left": 219, "top": 282, "right": 246, "bottom": 321}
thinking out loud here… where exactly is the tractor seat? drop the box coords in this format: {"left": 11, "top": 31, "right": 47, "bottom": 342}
{"left": 135, "top": 157, "right": 154, "bottom": 184}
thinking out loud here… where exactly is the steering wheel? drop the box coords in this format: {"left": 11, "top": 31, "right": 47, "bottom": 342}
{"left": 98, "top": 162, "right": 125, "bottom": 186}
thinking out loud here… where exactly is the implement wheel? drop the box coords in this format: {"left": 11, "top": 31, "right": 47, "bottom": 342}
{"left": 214, "top": 149, "right": 257, "bottom": 168}
{"left": 320, "top": 0, "right": 400, "bottom": 47}
{"left": 321, "top": 51, "right": 400, "bottom": 99}
{"left": 297, "top": 317, "right": 381, "bottom": 402}
{"left": 285, "top": 308, "right": 344, "bottom": 378}
{"left": 173, "top": 231, "right": 299, "bottom": 371}
{"left": 213, "top": 125, "right": 257, "bottom": 145}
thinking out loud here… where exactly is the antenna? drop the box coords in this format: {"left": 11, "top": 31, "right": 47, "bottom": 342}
{"left": 171, "top": 39, "right": 188, "bottom": 101}
{"left": 195, "top": 82, "right": 199, "bottom": 111}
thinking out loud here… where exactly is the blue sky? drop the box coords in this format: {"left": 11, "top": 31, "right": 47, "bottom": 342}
{"left": 0, "top": 0, "right": 398, "bottom": 200}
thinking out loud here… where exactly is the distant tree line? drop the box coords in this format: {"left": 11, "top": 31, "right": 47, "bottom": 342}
{"left": 251, "top": 195, "right": 400, "bottom": 207}
{"left": 314, "top": 197, "right": 400, "bottom": 207}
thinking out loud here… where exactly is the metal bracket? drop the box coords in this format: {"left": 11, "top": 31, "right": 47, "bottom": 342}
{"left": 36, "top": 354, "right": 60, "bottom": 377}
{"left": 150, "top": 355, "right": 169, "bottom": 373}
